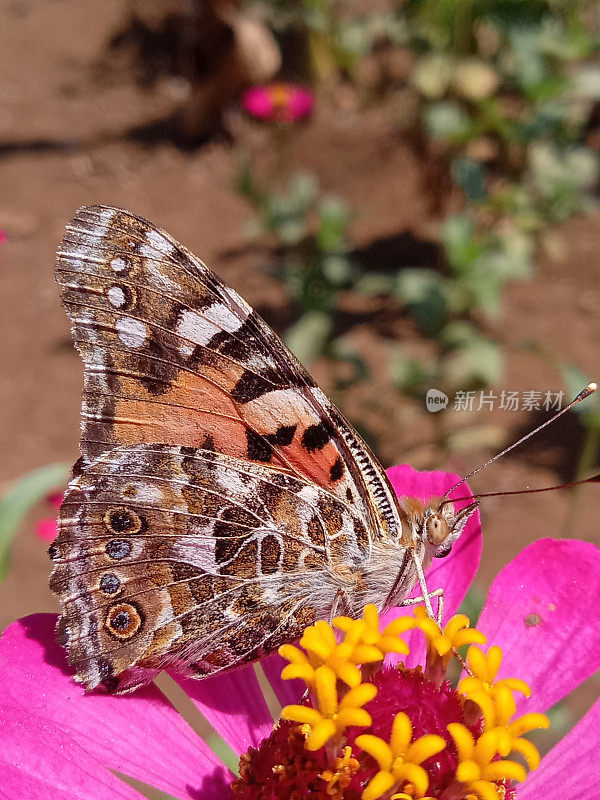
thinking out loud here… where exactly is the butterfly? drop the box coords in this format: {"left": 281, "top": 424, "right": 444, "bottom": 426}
{"left": 49, "top": 205, "right": 476, "bottom": 693}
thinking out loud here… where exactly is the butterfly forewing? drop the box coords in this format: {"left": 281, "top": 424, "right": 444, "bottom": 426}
{"left": 56, "top": 206, "right": 404, "bottom": 535}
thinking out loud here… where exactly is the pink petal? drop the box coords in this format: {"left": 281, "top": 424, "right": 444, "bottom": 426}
{"left": 36, "top": 517, "right": 58, "bottom": 541}
{"left": 175, "top": 664, "right": 274, "bottom": 753}
{"left": 0, "top": 615, "right": 231, "bottom": 800}
{"left": 241, "top": 86, "right": 273, "bottom": 119}
{"left": 0, "top": 705, "right": 145, "bottom": 799}
{"left": 518, "top": 697, "right": 600, "bottom": 799}
{"left": 476, "top": 539, "right": 600, "bottom": 714}
{"left": 261, "top": 651, "right": 304, "bottom": 707}
{"left": 384, "top": 466, "right": 482, "bottom": 666}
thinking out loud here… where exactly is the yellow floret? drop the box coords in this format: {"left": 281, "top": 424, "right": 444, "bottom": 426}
{"left": 356, "top": 712, "right": 446, "bottom": 800}
{"left": 334, "top": 604, "right": 417, "bottom": 661}
{"left": 413, "top": 608, "right": 487, "bottom": 657}
{"left": 448, "top": 723, "right": 528, "bottom": 800}
{"left": 458, "top": 645, "right": 549, "bottom": 771}
{"left": 281, "top": 665, "right": 377, "bottom": 750}
{"left": 279, "top": 606, "right": 416, "bottom": 691}
{"left": 459, "top": 645, "right": 531, "bottom": 701}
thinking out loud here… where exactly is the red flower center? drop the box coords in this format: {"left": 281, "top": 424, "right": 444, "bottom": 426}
{"left": 230, "top": 667, "right": 517, "bottom": 800}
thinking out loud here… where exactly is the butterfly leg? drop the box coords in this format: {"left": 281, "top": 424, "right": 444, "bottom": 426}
{"left": 330, "top": 589, "right": 350, "bottom": 621}
{"left": 399, "top": 588, "right": 444, "bottom": 625}
{"left": 409, "top": 551, "right": 444, "bottom": 624}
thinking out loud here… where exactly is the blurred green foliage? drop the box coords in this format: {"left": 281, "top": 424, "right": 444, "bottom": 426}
{"left": 386, "top": 0, "right": 598, "bottom": 399}
{"left": 238, "top": 164, "right": 367, "bottom": 378}
{"left": 0, "top": 464, "right": 68, "bottom": 583}
{"left": 243, "top": 0, "right": 599, "bottom": 445}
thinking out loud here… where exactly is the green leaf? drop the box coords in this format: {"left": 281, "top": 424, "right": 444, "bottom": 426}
{"left": 0, "top": 463, "right": 69, "bottom": 582}
{"left": 318, "top": 197, "right": 351, "bottom": 253}
{"left": 354, "top": 273, "right": 396, "bottom": 296}
{"left": 396, "top": 268, "right": 448, "bottom": 335}
{"left": 441, "top": 322, "right": 503, "bottom": 389}
{"left": 328, "top": 337, "right": 370, "bottom": 389}
{"left": 284, "top": 311, "right": 333, "bottom": 363}
{"left": 321, "top": 254, "right": 353, "bottom": 287}
{"left": 451, "top": 158, "right": 487, "bottom": 203}
{"left": 289, "top": 172, "right": 319, "bottom": 210}
{"left": 389, "top": 352, "right": 432, "bottom": 398}
{"left": 442, "top": 214, "right": 481, "bottom": 272}
{"left": 462, "top": 268, "right": 504, "bottom": 317}
{"left": 424, "top": 101, "right": 472, "bottom": 142}
{"left": 457, "top": 584, "right": 486, "bottom": 626}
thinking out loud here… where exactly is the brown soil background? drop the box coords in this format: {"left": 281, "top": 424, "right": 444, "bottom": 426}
{"left": 0, "top": 0, "right": 598, "bottom": 754}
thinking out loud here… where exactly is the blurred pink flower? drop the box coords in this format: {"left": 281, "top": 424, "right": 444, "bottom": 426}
{"left": 0, "top": 466, "right": 598, "bottom": 798}
{"left": 35, "top": 518, "right": 58, "bottom": 542}
{"left": 0, "top": 230, "right": 6, "bottom": 247}
{"left": 35, "top": 492, "right": 63, "bottom": 542}
{"left": 242, "top": 83, "right": 314, "bottom": 122}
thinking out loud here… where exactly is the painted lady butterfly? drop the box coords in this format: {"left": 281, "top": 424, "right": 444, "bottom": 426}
{"left": 49, "top": 205, "right": 475, "bottom": 693}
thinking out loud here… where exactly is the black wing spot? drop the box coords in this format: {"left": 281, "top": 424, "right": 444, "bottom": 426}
{"left": 264, "top": 424, "right": 297, "bottom": 447}
{"left": 201, "top": 434, "right": 215, "bottom": 451}
{"left": 302, "top": 421, "right": 334, "bottom": 452}
{"left": 329, "top": 456, "right": 344, "bottom": 481}
{"left": 103, "top": 507, "right": 144, "bottom": 534}
{"left": 100, "top": 573, "right": 121, "bottom": 594}
{"left": 246, "top": 429, "right": 272, "bottom": 462}
{"left": 232, "top": 370, "right": 278, "bottom": 403}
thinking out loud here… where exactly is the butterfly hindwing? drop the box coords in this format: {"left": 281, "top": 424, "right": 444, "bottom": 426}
{"left": 50, "top": 444, "right": 372, "bottom": 691}
{"left": 56, "top": 205, "right": 403, "bottom": 537}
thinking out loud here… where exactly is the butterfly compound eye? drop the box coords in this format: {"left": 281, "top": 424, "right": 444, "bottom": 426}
{"left": 426, "top": 514, "right": 449, "bottom": 547}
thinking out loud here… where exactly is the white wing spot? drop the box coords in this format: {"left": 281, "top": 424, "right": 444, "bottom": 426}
{"left": 107, "top": 286, "right": 126, "bottom": 308}
{"left": 203, "top": 302, "right": 244, "bottom": 334}
{"left": 176, "top": 310, "right": 216, "bottom": 354}
{"left": 110, "top": 257, "right": 128, "bottom": 273}
{"left": 146, "top": 229, "right": 175, "bottom": 255}
{"left": 175, "top": 305, "right": 243, "bottom": 355}
{"left": 116, "top": 317, "right": 147, "bottom": 348}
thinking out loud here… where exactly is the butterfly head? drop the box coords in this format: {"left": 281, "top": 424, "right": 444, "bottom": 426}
{"left": 399, "top": 496, "right": 478, "bottom": 560}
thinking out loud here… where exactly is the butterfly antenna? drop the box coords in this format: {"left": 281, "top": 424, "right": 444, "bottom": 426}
{"left": 442, "top": 382, "right": 597, "bottom": 499}
{"left": 448, "top": 471, "right": 600, "bottom": 505}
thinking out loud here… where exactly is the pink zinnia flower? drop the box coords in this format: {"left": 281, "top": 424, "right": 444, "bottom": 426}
{"left": 242, "top": 83, "right": 314, "bottom": 122}
{"left": 35, "top": 492, "right": 63, "bottom": 542}
{"left": 1, "top": 466, "right": 598, "bottom": 799}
